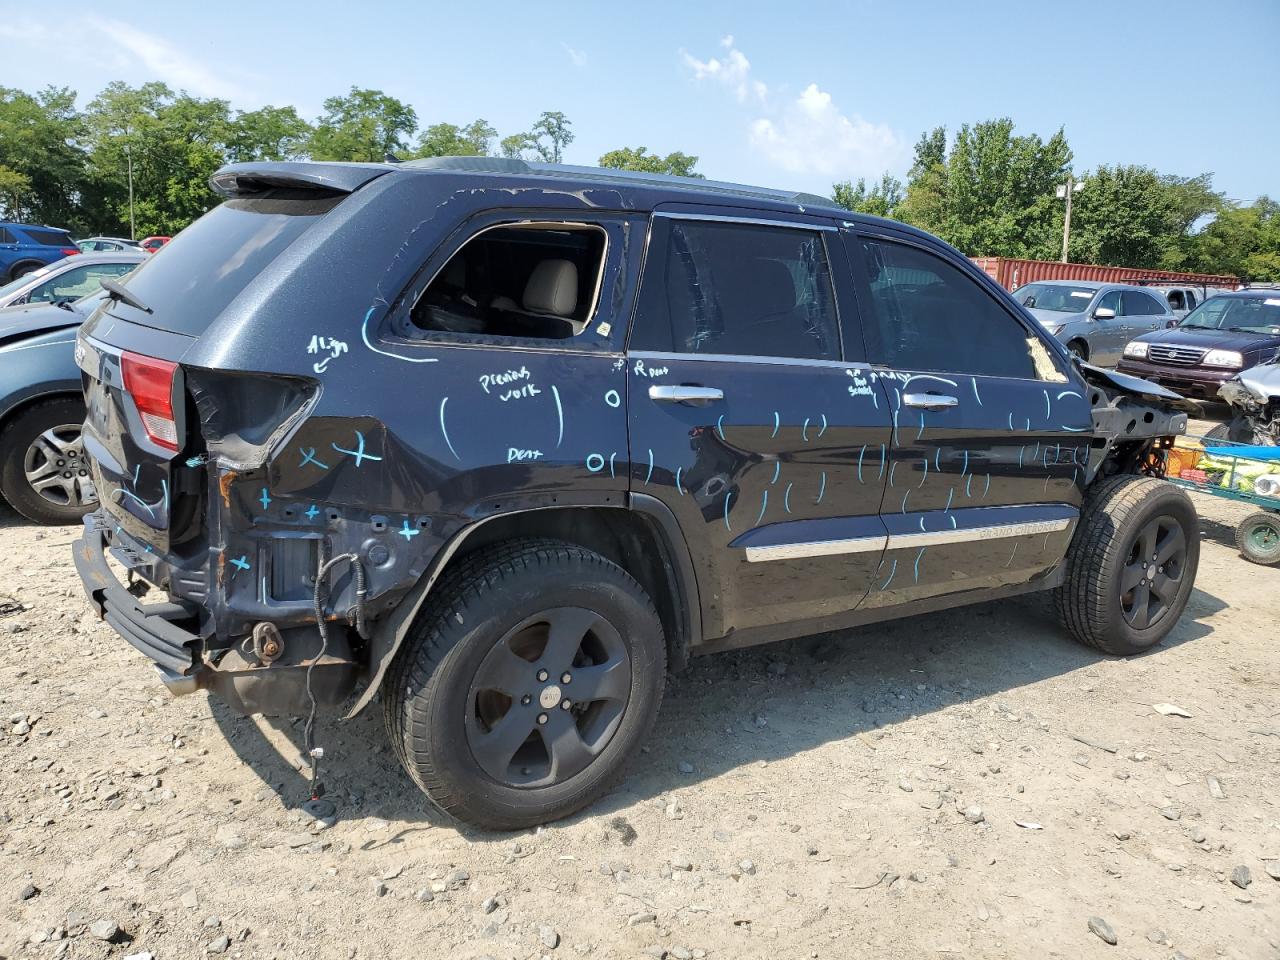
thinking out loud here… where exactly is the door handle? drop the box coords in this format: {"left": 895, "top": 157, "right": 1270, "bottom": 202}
{"left": 902, "top": 393, "right": 958, "bottom": 410}
{"left": 648, "top": 385, "right": 724, "bottom": 405}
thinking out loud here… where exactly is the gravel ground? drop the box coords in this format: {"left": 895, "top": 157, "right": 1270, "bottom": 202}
{"left": 1, "top": 446, "right": 1277, "bottom": 959}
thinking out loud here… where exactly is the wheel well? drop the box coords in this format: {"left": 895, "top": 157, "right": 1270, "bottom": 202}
{"left": 3, "top": 260, "right": 43, "bottom": 283}
{"left": 0, "top": 391, "right": 85, "bottom": 444}
{"left": 1068, "top": 338, "right": 1089, "bottom": 358}
{"left": 455, "top": 506, "right": 695, "bottom": 672}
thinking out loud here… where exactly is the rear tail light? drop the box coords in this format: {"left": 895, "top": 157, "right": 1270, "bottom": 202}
{"left": 122, "top": 351, "right": 179, "bottom": 451}
{"left": 60, "top": 248, "right": 80, "bottom": 256}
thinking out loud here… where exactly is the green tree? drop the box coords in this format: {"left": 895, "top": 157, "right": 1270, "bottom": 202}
{"left": 412, "top": 119, "right": 497, "bottom": 158}
{"left": 0, "top": 86, "right": 89, "bottom": 231}
{"left": 530, "top": 110, "right": 573, "bottom": 163}
{"left": 1068, "top": 165, "right": 1222, "bottom": 268}
{"left": 0, "top": 165, "right": 33, "bottom": 220}
{"left": 832, "top": 173, "right": 903, "bottom": 218}
{"left": 83, "top": 82, "right": 234, "bottom": 236}
{"left": 227, "top": 105, "right": 312, "bottom": 162}
{"left": 308, "top": 87, "right": 417, "bottom": 162}
{"left": 598, "top": 146, "right": 703, "bottom": 177}
{"left": 1187, "top": 197, "right": 1280, "bottom": 280}
{"left": 942, "top": 118, "right": 1071, "bottom": 258}
{"left": 896, "top": 126, "right": 948, "bottom": 235}
{"left": 500, "top": 131, "right": 539, "bottom": 160}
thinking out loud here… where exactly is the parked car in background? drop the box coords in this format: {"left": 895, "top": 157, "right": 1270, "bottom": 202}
{"left": 77, "top": 236, "right": 141, "bottom": 253}
{"left": 1117, "top": 290, "right": 1280, "bottom": 400}
{"left": 140, "top": 236, "right": 171, "bottom": 253}
{"left": 0, "top": 250, "right": 145, "bottom": 309}
{"left": 1011, "top": 280, "right": 1175, "bottom": 365}
{"left": 0, "top": 222, "right": 79, "bottom": 282}
{"left": 0, "top": 291, "right": 106, "bottom": 523}
{"left": 73, "top": 157, "right": 1197, "bottom": 829}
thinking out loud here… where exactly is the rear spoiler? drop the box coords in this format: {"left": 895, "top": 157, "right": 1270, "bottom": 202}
{"left": 209, "top": 161, "right": 393, "bottom": 199}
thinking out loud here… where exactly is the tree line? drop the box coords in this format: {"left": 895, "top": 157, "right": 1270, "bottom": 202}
{"left": 0, "top": 83, "right": 703, "bottom": 238}
{"left": 1, "top": 84, "right": 1274, "bottom": 280}
{"left": 833, "top": 119, "right": 1279, "bottom": 281}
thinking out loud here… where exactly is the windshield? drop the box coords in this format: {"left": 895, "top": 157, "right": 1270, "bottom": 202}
{"left": 1179, "top": 296, "right": 1280, "bottom": 334}
{"left": 1013, "top": 283, "right": 1096, "bottom": 313}
{"left": 0, "top": 265, "right": 53, "bottom": 299}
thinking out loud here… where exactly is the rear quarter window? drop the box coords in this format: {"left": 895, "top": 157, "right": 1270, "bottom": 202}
{"left": 108, "top": 194, "right": 341, "bottom": 335}
{"left": 19, "top": 227, "right": 74, "bottom": 247}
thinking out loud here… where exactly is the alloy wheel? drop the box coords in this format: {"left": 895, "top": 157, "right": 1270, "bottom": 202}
{"left": 23, "top": 424, "right": 96, "bottom": 508}
{"left": 1119, "top": 514, "right": 1187, "bottom": 629}
{"left": 464, "top": 607, "right": 631, "bottom": 788}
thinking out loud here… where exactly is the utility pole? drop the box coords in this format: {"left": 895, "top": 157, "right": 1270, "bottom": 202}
{"left": 1057, "top": 174, "right": 1084, "bottom": 263}
{"left": 125, "top": 121, "right": 135, "bottom": 242}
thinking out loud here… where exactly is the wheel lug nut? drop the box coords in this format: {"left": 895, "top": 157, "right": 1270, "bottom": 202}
{"left": 537, "top": 713, "right": 548, "bottom": 725}
{"left": 561, "top": 672, "right": 571, "bottom": 684}
{"left": 560, "top": 699, "right": 571, "bottom": 710}
{"left": 520, "top": 694, "right": 532, "bottom": 706}
{"left": 536, "top": 669, "right": 548, "bottom": 682}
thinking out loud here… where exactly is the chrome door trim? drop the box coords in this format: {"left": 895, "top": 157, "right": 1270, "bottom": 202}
{"left": 648, "top": 384, "right": 724, "bottom": 403}
{"left": 630, "top": 350, "right": 870, "bottom": 372}
{"left": 744, "top": 535, "right": 888, "bottom": 563}
{"left": 743, "top": 517, "right": 1073, "bottom": 563}
{"left": 654, "top": 211, "right": 838, "bottom": 232}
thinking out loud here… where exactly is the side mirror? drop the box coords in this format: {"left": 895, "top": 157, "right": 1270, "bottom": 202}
{"left": 1093, "top": 307, "right": 1116, "bottom": 320}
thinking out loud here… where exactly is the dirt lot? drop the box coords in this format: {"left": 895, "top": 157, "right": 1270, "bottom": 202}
{"left": 1, "top": 451, "right": 1278, "bottom": 958}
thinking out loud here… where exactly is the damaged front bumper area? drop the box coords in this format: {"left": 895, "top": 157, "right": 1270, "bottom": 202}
{"left": 74, "top": 514, "right": 359, "bottom": 715}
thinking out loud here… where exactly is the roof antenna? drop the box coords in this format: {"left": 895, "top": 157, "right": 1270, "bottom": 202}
{"left": 384, "top": 152, "right": 403, "bottom": 164}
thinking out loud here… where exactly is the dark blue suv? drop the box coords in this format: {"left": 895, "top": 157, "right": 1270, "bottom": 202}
{"left": 0, "top": 221, "right": 79, "bottom": 282}
{"left": 73, "top": 158, "right": 1200, "bottom": 828}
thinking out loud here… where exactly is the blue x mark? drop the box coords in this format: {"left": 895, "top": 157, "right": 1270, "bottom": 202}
{"left": 299, "top": 447, "right": 329, "bottom": 470}
{"left": 305, "top": 504, "right": 320, "bottom": 521}
{"left": 230, "top": 555, "right": 250, "bottom": 572}
{"left": 398, "top": 519, "right": 420, "bottom": 541}
{"left": 259, "top": 487, "right": 272, "bottom": 510}
{"left": 331, "top": 430, "right": 383, "bottom": 468}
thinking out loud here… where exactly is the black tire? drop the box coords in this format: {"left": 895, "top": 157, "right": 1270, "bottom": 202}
{"left": 1235, "top": 511, "right": 1280, "bottom": 565}
{"left": 6, "top": 261, "right": 42, "bottom": 282}
{"left": 1067, "top": 340, "right": 1088, "bottom": 361}
{"left": 1054, "top": 476, "right": 1199, "bottom": 655}
{"left": 1203, "top": 422, "right": 1230, "bottom": 442}
{"left": 384, "top": 538, "right": 666, "bottom": 830}
{"left": 0, "top": 396, "right": 96, "bottom": 525}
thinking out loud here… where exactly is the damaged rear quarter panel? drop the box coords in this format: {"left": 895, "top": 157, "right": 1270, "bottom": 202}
{"left": 177, "top": 173, "right": 640, "bottom": 646}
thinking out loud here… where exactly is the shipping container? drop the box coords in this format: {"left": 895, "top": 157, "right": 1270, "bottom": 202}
{"left": 971, "top": 257, "right": 1238, "bottom": 292}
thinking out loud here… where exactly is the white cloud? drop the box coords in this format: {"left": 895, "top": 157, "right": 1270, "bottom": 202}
{"left": 682, "top": 38, "right": 905, "bottom": 179}
{"left": 0, "top": 14, "right": 256, "bottom": 105}
{"left": 89, "top": 17, "right": 255, "bottom": 102}
{"left": 561, "top": 42, "right": 588, "bottom": 68}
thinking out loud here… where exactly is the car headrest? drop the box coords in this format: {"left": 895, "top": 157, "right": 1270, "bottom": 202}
{"left": 523, "top": 259, "right": 578, "bottom": 317}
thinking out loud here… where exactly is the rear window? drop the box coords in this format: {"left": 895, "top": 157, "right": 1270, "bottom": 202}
{"left": 107, "top": 194, "right": 341, "bottom": 335}
{"left": 19, "top": 227, "right": 74, "bottom": 247}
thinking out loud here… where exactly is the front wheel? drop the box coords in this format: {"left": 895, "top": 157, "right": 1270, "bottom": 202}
{"left": 1235, "top": 511, "right": 1280, "bottom": 565}
{"left": 1054, "top": 476, "right": 1200, "bottom": 655}
{"left": 385, "top": 539, "right": 666, "bottom": 829}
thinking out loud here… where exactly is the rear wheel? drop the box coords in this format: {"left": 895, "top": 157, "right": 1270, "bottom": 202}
{"left": 384, "top": 539, "right": 666, "bottom": 829}
{"left": 7, "top": 261, "right": 41, "bottom": 281}
{"left": 1054, "top": 476, "right": 1199, "bottom": 655}
{"left": 1235, "top": 511, "right": 1280, "bottom": 565}
{"left": 0, "top": 397, "right": 96, "bottom": 525}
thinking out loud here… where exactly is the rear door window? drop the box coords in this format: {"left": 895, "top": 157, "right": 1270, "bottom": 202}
{"left": 630, "top": 217, "right": 840, "bottom": 360}
{"left": 1122, "top": 291, "right": 1166, "bottom": 316}
{"left": 854, "top": 237, "right": 1039, "bottom": 379}
{"left": 106, "top": 194, "right": 342, "bottom": 335}
{"left": 0, "top": 227, "right": 15, "bottom": 244}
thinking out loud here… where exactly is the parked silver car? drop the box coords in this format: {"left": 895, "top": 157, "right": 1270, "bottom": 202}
{"left": 0, "top": 250, "right": 145, "bottom": 309}
{"left": 1011, "top": 280, "right": 1175, "bottom": 366}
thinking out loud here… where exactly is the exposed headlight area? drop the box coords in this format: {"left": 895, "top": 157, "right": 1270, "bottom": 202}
{"left": 1202, "top": 349, "right": 1244, "bottom": 369}
{"left": 1123, "top": 341, "right": 1148, "bottom": 359}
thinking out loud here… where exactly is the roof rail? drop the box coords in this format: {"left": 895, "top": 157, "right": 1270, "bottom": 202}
{"left": 400, "top": 156, "right": 834, "bottom": 208}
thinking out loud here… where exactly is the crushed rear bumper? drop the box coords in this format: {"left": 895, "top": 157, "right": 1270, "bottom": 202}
{"left": 74, "top": 514, "right": 201, "bottom": 677}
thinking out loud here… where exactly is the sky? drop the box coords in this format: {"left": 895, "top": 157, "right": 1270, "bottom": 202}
{"left": 2, "top": 0, "right": 1278, "bottom": 204}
